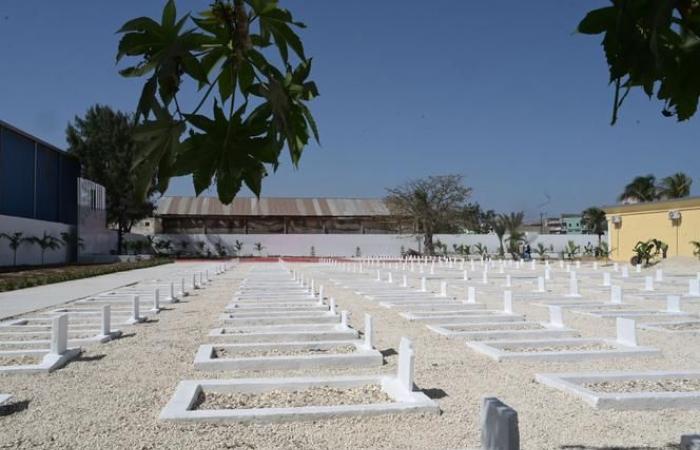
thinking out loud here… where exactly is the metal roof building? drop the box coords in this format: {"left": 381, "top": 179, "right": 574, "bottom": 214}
{"left": 155, "top": 196, "right": 411, "bottom": 234}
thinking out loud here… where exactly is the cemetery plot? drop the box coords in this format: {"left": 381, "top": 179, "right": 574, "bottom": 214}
{"left": 427, "top": 321, "right": 579, "bottom": 340}
{"left": 466, "top": 318, "right": 660, "bottom": 362}
{"left": 219, "top": 313, "right": 340, "bottom": 326}
{"left": 161, "top": 338, "right": 439, "bottom": 423}
{"left": 573, "top": 308, "right": 691, "bottom": 318}
{"left": 194, "top": 340, "right": 383, "bottom": 371}
{"left": 208, "top": 327, "right": 359, "bottom": 343}
{"left": 536, "top": 370, "right": 700, "bottom": 410}
{"left": 378, "top": 301, "right": 485, "bottom": 311}
{"left": 467, "top": 337, "right": 659, "bottom": 362}
{"left": 401, "top": 312, "right": 522, "bottom": 324}
{"left": 0, "top": 315, "right": 81, "bottom": 374}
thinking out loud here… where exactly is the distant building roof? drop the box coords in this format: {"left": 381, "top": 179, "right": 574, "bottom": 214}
{"left": 603, "top": 196, "right": 700, "bottom": 214}
{"left": 156, "top": 196, "right": 393, "bottom": 217}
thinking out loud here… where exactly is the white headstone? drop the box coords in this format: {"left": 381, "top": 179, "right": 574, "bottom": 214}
{"left": 655, "top": 269, "right": 664, "bottom": 282}
{"left": 192, "top": 273, "right": 198, "bottom": 289}
{"left": 567, "top": 271, "right": 580, "bottom": 297}
{"left": 603, "top": 272, "right": 611, "bottom": 287}
{"left": 463, "top": 270, "right": 469, "bottom": 281}
{"left": 131, "top": 295, "right": 142, "bottom": 323}
{"left": 635, "top": 264, "right": 641, "bottom": 273}
{"left": 621, "top": 265, "right": 629, "bottom": 278}
{"left": 503, "top": 291, "right": 513, "bottom": 314}
{"left": 667, "top": 295, "right": 682, "bottom": 313}
{"left": 482, "top": 271, "right": 489, "bottom": 285}
{"left": 548, "top": 305, "right": 564, "bottom": 328}
{"left": 592, "top": 261, "right": 598, "bottom": 271}
{"left": 319, "top": 285, "right": 324, "bottom": 301}
{"left": 169, "top": 282, "right": 176, "bottom": 302}
{"left": 341, "top": 310, "right": 349, "bottom": 328}
{"left": 610, "top": 285, "right": 623, "bottom": 304}
{"left": 101, "top": 305, "right": 111, "bottom": 336}
{"left": 616, "top": 318, "right": 637, "bottom": 347}
{"left": 536, "top": 276, "right": 545, "bottom": 293}
{"left": 329, "top": 297, "right": 337, "bottom": 315}
{"left": 644, "top": 276, "right": 654, "bottom": 291}
{"left": 152, "top": 288, "right": 160, "bottom": 312}
{"left": 467, "top": 286, "right": 476, "bottom": 304}
{"left": 689, "top": 279, "right": 700, "bottom": 297}
{"left": 439, "top": 281, "right": 448, "bottom": 298}
{"left": 397, "top": 337, "right": 415, "bottom": 394}
{"left": 420, "top": 277, "right": 427, "bottom": 292}
{"left": 364, "top": 314, "right": 374, "bottom": 349}
{"left": 544, "top": 267, "right": 551, "bottom": 281}
{"left": 387, "top": 272, "right": 393, "bottom": 284}
{"left": 51, "top": 314, "right": 68, "bottom": 355}
{"left": 402, "top": 274, "right": 408, "bottom": 288}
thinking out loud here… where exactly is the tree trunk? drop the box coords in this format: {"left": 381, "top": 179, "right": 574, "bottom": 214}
{"left": 117, "top": 227, "right": 124, "bottom": 255}
{"left": 423, "top": 232, "right": 434, "bottom": 256}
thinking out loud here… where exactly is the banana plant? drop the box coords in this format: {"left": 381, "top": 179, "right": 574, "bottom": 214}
{"left": 632, "top": 240, "right": 660, "bottom": 266}
{"left": 116, "top": 0, "right": 319, "bottom": 204}
{"left": 692, "top": 241, "right": 700, "bottom": 260}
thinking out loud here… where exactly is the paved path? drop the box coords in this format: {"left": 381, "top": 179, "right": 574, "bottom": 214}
{"left": 0, "top": 262, "right": 201, "bottom": 320}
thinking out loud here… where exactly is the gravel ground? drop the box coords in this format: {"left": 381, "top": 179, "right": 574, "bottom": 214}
{"left": 0, "top": 355, "right": 41, "bottom": 366}
{"left": 195, "top": 385, "right": 390, "bottom": 409}
{"left": 213, "top": 345, "right": 357, "bottom": 358}
{"left": 584, "top": 378, "right": 700, "bottom": 393}
{"left": 0, "top": 260, "right": 699, "bottom": 449}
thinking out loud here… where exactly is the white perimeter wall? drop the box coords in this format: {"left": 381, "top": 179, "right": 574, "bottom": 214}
{"left": 0, "top": 214, "right": 74, "bottom": 266}
{"left": 158, "top": 233, "right": 604, "bottom": 257}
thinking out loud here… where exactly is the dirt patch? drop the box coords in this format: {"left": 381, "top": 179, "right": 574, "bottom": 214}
{"left": 213, "top": 345, "right": 356, "bottom": 358}
{"left": 194, "top": 385, "right": 391, "bottom": 410}
{"left": 585, "top": 378, "right": 700, "bottom": 393}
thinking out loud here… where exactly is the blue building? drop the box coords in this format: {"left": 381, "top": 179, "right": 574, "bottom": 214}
{"left": 0, "top": 120, "right": 80, "bottom": 225}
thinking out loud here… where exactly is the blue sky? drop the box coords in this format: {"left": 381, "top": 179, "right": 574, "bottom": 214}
{"left": 0, "top": 1, "right": 698, "bottom": 221}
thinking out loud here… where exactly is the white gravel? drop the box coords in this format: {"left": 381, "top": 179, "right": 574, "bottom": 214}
{"left": 0, "top": 259, "right": 699, "bottom": 449}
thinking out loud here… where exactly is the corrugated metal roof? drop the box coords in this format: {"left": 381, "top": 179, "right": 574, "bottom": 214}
{"left": 156, "top": 196, "right": 392, "bottom": 217}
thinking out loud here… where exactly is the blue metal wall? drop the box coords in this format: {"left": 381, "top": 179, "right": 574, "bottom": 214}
{"left": 0, "top": 123, "right": 79, "bottom": 225}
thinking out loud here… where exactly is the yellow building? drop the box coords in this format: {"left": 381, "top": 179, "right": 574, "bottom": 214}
{"left": 604, "top": 197, "right": 700, "bottom": 262}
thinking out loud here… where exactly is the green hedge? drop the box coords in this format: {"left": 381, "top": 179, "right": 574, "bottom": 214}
{"left": 0, "top": 258, "right": 173, "bottom": 293}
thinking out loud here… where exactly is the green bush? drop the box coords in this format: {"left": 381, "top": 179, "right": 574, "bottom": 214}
{"left": 0, "top": 258, "right": 173, "bottom": 293}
